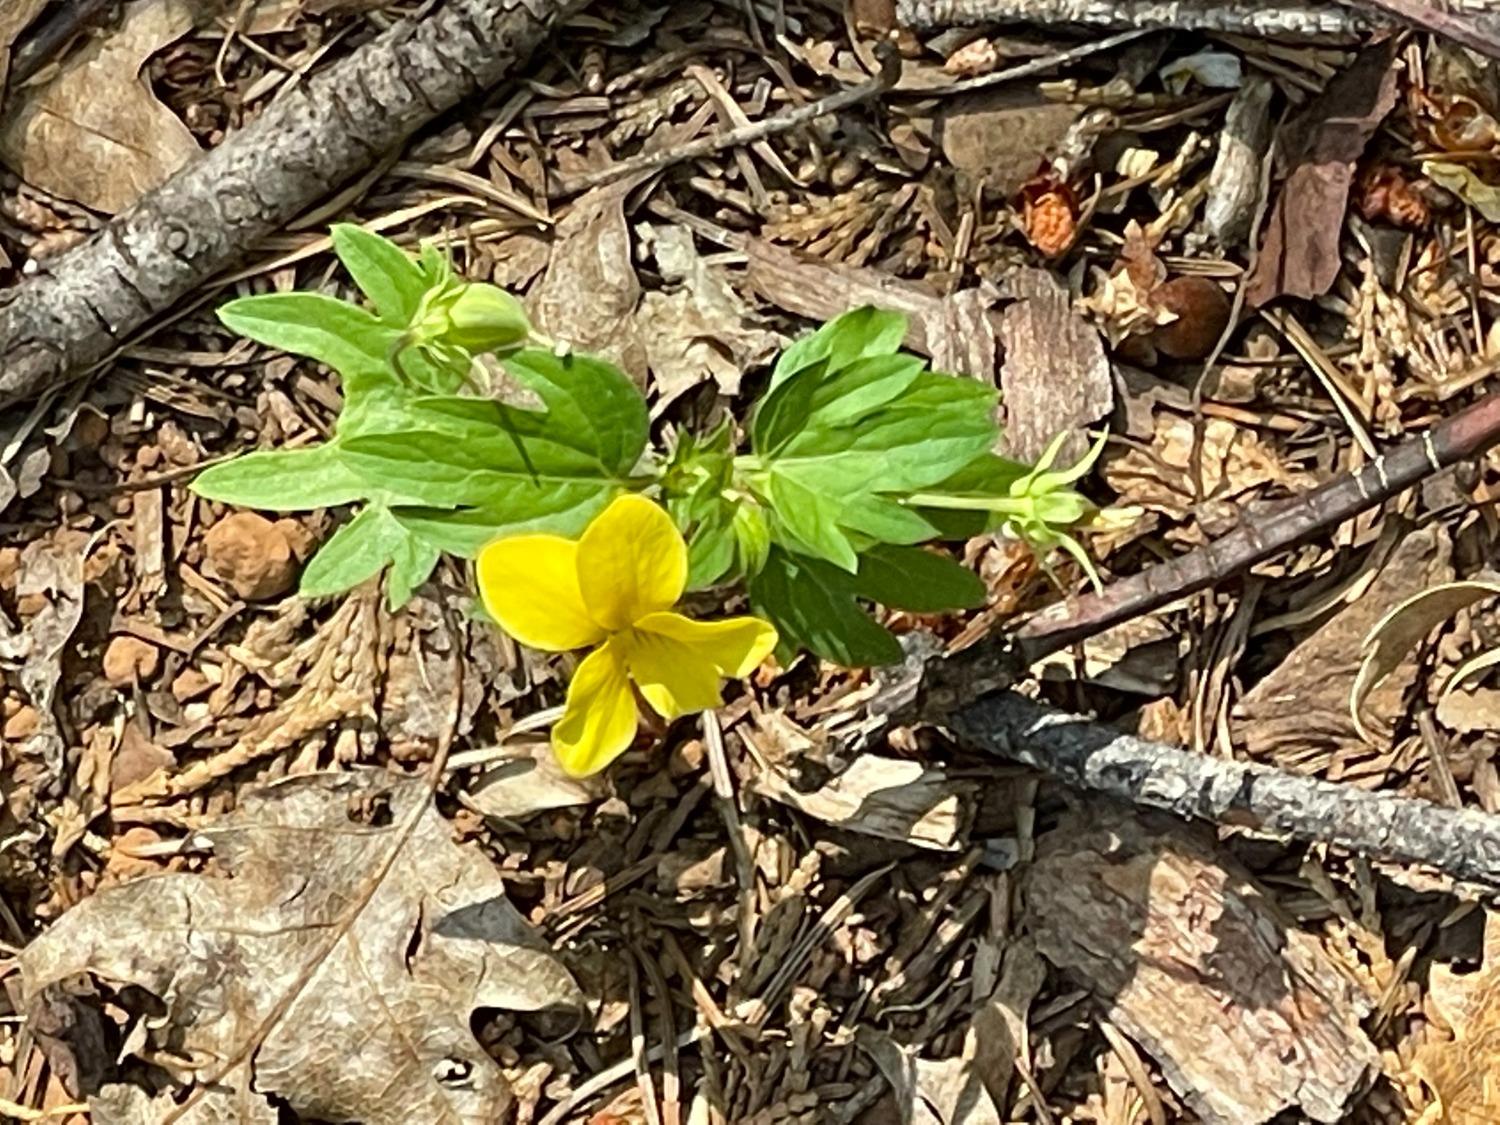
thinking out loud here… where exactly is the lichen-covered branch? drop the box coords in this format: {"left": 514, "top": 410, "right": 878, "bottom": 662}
{"left": 0, "top": 0, "right": 579, "bottom": 406}
{"left": 954, "top": 692, "right": 1500, "bottom": 889}
{"left": 896, "top": 0, "right": 1381, "bottom": 39}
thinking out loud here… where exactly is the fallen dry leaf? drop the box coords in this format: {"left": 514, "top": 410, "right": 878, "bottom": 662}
{"left": 528, "top": 182, "right": 646, "bottom": 381}
{"left": 1247, "top": 40, "right": 1399, "bottom": 307}
{"left": 0, "top": 533, "right": 86, "bottom": 777}
{"left": 1413, "top": 911, "right": 1500, "bottom": 1123}
{"left": 22, "top": 770, "right": 583, "bottom": 1125}
{"left": 1352, "top": 578, "right": 1500, "bottom": 741}
{"left": 635, "top": 224, "right": 783, "bottom": 412}
{"left": 857, "top": 1027, "right": 1003, "bottom": 1125}
{"left": 1239, "top": 525, "right": 1452, "bottom": 767}
{"left": 463, "top": 742, "right": 609, "bottom": 819}
{"left": 0, "top": 0, "right": 49, "bottom": 92}
{"left": 0, "top": 0, "right": 201, "bottom": 214}
{"left": 1101, "top": 412, "right": 1310, "bottom": 526}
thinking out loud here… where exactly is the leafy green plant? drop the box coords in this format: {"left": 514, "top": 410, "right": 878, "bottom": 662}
{"left": 194, "top": 225, "right": 1100, "bottom": 667}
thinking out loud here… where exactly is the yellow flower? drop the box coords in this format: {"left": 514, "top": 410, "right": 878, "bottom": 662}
{"left": 476, "top": 494, "right": 778, "bottom": 776}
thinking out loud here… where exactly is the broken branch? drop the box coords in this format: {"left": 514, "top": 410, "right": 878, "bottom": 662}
{"left": 955, "top": 691, "right": 1500, "bottom": 889}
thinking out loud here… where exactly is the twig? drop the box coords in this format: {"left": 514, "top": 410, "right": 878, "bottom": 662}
{"left": 953, "top": 692, "right": 1500, "bottom": 889}
{"left": 1015, "top": 389, "right": 1500, "bottom": 658}
{"left": 896, "top": 0, "right": 1380, "bottom": 39}
{"left": 0, "top": 0, "right": 580, "bottom": 406}
{"left": 1345, "top": 0, "right": 1500, "bottom": 58}
{"left": 555, "top": 47, "right": 901, "bottom": 196}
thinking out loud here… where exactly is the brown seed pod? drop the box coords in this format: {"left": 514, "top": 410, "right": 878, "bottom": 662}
{"left": 1149, "top": 276, "right": 1233, "bottom": 361}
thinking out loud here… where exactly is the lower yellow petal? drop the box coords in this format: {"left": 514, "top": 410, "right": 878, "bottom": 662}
{"left": 634, "top": 612, "right": 778, "bottom": 677}
{"left": 577, "top": 494, "right": 688, "bottom": 631}
{"left": 551, "top": 642, "right": 638, "bottom": 777}
{"left": 622, "top": 626, "right": 724, "bottom": 721}
{"left": 476, "top": 535, "right": 604, "bottom": 652}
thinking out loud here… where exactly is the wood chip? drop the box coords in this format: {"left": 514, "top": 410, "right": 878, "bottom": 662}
{"left": 1026, "top": 803, "right": 1378, "bottom": 1124}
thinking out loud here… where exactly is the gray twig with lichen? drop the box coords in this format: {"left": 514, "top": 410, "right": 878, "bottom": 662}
{"left": 896, "top": 0, "right": 1381, "bottom": 38}
{"left": 955, "top": 692, "right": 1500, "bottom": 890}
{"left": 0, "top": 0, "right": 579, "bottom": 407}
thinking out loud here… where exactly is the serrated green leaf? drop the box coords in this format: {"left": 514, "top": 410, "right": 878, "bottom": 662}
{"left": 339, "top": 349, "right": 649, "bottom": 530}
{"left": 331, "top": 224, "right": 427, "bottom": 325}
{"left": 771, "top": 306, "right": 908, "bottom": 388}
{"left": 749, "top": 548, "right": 903, "bottom": 667}
{"left": 852, "top": 545, "right": 986, "bottom": 613}
{"left": 767, "top": 473, "right": 859, "bottom": 571}
{"left": 191, "top": 446, "right": 369, "bottom": 510}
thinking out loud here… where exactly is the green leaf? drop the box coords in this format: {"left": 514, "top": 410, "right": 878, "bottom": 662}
{"left": 749, "top": 548, "right": 903, "bottom": 667}
{"left": 298, "top": 504, "right": 441, "bottom": 608}
{"left": 767, "top": 473, "right": 859, "bottom": 571}
{"left": 190, "top": 446, "right": 369, "bottom": 510}
{"left": 330, "top": 224, "right": 427, "bottom": 325}
{"left": 685, "top": 508, "right": 737, "bottom": 589}
{"left": 387, "top": 491, "right": 619, "bottom": 558}
{"left": 299, "top": 506, "right": 401, "bottom": 598}
{"left": 387, "top": 530, "right": 442, "bottom": 609}
{"left": 753, "top": 369, "right": 998, "bottom": 568}
{"left": 218, "top": 293, "right": 399, "bottom": 382}
{"left": 338, "top": 350, "right": 649, "bottom": 528}
{"left": 851, "top": 546, "right": 986, "bottom": 613}
{"left": 771, "top": 307, "right": 908, "bottom": 389}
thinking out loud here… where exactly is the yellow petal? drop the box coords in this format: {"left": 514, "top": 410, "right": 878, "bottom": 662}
{"left": 621, "top": 626, "right": 723, "bottom": 721}
{"left": 552, "top": 641, "right": 638, "bottom": 776}
{"left": 476, "top": 534, "right": 604, "bottom": 652}
{"left": 577, "top": 494, "right": 687, "bottom": 631}
{"left": 635, "top": 612, "right": 779, "bottom": 677}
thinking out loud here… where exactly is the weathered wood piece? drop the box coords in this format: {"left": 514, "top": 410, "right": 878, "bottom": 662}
{"left": 955, "top": 691, "right": 1500, "bottom": 888}
{"left": 0, "top": 0, "right": 578, "bottom": 406}
{"left": 1027, "top": 804, "right": 1378, "bottom": 1123}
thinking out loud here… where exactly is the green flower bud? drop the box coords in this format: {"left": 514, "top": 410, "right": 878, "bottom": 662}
{"left": 443, "top": 282, "right": 530, "bottom": 353}
{"left": 410, "top": 280, "right": 530, "bottom": 355}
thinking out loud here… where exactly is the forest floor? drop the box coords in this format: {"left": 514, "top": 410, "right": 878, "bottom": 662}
{"left": 3, "top": 1, "right": 1500, "bottom": 1122}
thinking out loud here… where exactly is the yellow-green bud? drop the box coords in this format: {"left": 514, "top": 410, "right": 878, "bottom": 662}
{"left": 443, "top": 282, "right": 530, "bottom": 352}
{"left": 410, "top": 280, "right": 530, "bottom": 355}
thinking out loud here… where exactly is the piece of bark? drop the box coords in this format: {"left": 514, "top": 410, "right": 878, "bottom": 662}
{"left": 1246, "top": 40, "right": 1400, "bottom": 307}
{"left": 0, "top": 0, "right": 577, "bottom": 406}
{"left": 995, "top": 268, "right": 1112, "bottom": 464}
{"left": 1235, "top": 523, "right": 1452, "bottom": 771}
{"left": 951, "top": 690, "right": 1500, "bottom": 888}
{"left": 897, "top": 0, "right": 1381, "bottom": 39}
{"left": 1356, "top": 0, "right": 1500, "bottom": 59}
{"left": 1205, "top": 74, "right": 1274, "bottom": 247}
{"left": 1025, "top": 803, "right": 1377, "bottom": 1124}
